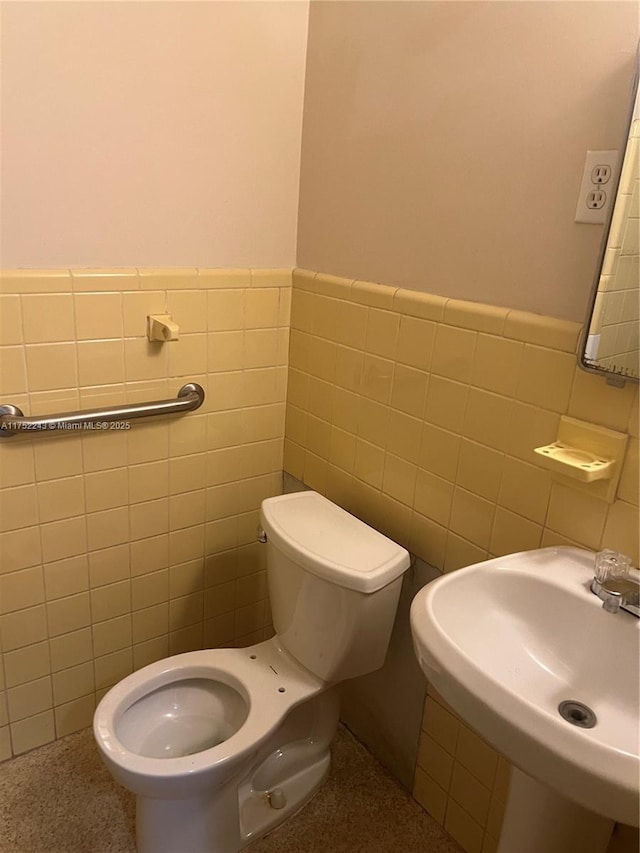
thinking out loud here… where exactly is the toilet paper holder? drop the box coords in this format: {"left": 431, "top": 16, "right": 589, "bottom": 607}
{"left": 147, "top": 314, "right": 180, "bottom": 342}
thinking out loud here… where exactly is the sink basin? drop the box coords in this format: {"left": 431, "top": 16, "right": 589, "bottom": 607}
{"left": 410, "top": 546, "right": 639, "bottom": 828}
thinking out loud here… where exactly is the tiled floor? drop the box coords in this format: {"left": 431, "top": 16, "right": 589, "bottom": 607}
{"left": 0, "top": 726, "right": 462, "bottom": 853}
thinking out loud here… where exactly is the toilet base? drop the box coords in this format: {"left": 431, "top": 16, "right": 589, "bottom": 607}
{"left": 238, "top": 740, "right": 331, "bottom": 845}
{"left": 137, "top": 785, "right": 239, "bottom": 853}
{"left": 135, "top": 689, "right": 340, "bottom": 853}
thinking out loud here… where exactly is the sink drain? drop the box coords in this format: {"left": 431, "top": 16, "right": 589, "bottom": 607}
{"left": 558, "top": 700, "right": 597, "bottom": 728}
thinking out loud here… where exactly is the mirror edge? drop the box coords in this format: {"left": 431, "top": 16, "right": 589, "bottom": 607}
{"left": 578, "top": 48, "right": 640, "bottom": 387}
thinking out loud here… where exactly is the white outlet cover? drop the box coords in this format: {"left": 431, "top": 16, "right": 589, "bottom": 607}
{"left": 575, "top": 150, "right": 619, "bottom": 224}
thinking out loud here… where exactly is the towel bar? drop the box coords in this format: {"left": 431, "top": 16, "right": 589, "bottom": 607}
{"left": 0, "top": 382, "right": 205, "bottom": 439}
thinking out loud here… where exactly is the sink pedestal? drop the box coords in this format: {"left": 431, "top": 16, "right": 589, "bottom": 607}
{"left": 498, "top": 768, "right": 614, "bottom": 853}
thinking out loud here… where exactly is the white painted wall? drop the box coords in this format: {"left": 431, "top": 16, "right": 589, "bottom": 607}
{"left": 297, "top": 1, "right": 638, "bottom": 321}
{"left": 0, "top": 1, "right": 309, "bottom": 269}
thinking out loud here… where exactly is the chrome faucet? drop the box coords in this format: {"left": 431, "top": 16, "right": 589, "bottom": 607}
{"left": 591, "top": 574, "right": 640, "bottom": 617}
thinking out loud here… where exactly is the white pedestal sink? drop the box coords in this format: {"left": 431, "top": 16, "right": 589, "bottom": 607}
{"left": 410, "top": 547, "right": 639, "bottom": 853}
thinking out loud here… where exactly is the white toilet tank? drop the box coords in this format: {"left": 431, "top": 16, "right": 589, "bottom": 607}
{"left": 260, "top": 492, "right": 410, "bottom": 683}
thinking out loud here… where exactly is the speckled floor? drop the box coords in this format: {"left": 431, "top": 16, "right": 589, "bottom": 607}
{"left": 0, "top": 726, "right": 462, "bottom": 853}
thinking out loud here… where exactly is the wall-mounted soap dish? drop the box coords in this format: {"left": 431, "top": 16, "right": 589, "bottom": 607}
{"left": 533, "top": 416, "right": 628, "bottom": 502}
{"left": 534, "top": 442, "right": 614, "bottom": 482}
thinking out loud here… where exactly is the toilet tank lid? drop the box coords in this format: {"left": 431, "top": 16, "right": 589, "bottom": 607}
{"left": 260, "top": 492, "right": 410, "bottom": 593}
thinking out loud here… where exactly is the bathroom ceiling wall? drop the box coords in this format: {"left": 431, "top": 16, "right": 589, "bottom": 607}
{"left": 297, "top": 1, "right": 639, "bottom": 322}
{"left": 0, "top": 1, "right": 309, "bottom": 269}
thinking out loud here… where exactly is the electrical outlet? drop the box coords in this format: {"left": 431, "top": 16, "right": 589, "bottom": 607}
{"left": 586, "top": 189, "right": 607, "bottom": 209}
{"left": 591, "top": 164, "right": 612, "bottom": 184}
{"left": 575, "top": 150, "right": 618, "bottom": 224}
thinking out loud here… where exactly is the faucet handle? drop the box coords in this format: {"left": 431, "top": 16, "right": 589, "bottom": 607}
{"left": 594, "top": 549, "right": 632, "bottom": 582}
{"left": 591, "top": 565, "right": 640, "bottom": 617}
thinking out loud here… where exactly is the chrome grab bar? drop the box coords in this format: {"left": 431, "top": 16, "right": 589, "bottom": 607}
{"left": 0, "top": 382, "right": 205, "bottom": 439}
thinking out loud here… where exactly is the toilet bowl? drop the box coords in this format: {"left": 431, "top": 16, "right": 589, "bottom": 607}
{"left": 94, "top": 491, "right": 410, "bottom": 853}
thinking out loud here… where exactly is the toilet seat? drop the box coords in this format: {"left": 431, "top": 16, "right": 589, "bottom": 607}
{"left": 94, "top": 638, "right": 326, "bottom": 799}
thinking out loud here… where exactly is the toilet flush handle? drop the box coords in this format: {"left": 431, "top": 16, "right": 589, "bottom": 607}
{"left": 257, "top": 525, "right": 267, "bottom": 544}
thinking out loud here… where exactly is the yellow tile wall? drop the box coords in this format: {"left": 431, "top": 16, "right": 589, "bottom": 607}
{"left": 1, "top": 262, "right": 637, "bottom": 848}
{"left": 0, "top": 268, "right": 291, "bottom": 759}
{"left": 285, "top": 268, "right": 639, "bottom": 853}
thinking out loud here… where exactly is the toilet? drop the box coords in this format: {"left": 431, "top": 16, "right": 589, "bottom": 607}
{"left": 93, "top": 491, "right": 410, "bottom": 853}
